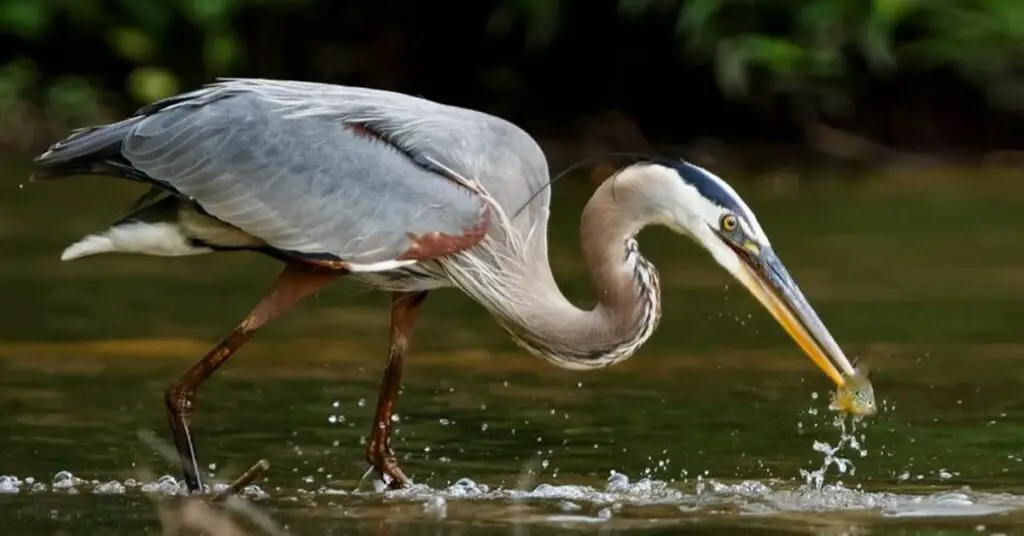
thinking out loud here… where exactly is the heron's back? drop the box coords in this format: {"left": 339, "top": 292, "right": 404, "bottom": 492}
{"left": 34, "top": 78, "right": 555, "bottom": 288}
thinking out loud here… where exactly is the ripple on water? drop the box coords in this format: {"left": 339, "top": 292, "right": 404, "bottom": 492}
{"left": 2, "top": 470, "right": 1019, "bottom": 524}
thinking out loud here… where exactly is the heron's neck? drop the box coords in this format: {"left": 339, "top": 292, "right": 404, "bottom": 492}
{"left": 496, "top": 184, "right": 662, "bottom": 370}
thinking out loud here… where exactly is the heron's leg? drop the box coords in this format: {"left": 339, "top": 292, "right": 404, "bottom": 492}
{"left": 365, "top": 290, "right": 428, "bottom": 489}
{"left": 166, "top": 262, "right": 340, "bottom": 494}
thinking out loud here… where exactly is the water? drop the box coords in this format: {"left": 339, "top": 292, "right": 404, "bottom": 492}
{"left": 2, "top": 158, "right": 1024, "bottom": 535}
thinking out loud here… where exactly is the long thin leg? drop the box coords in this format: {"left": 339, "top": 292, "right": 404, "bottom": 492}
{"left": 166, "top": 262, "right": 341, "bottom": 493}
{"left": 365, "top": 290, "right": 428, "bottom": 488}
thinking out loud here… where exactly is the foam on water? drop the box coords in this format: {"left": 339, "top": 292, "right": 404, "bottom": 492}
{"left": 0, "top": 471, "right": 269, "bottom": 500}
{"left": 2, "top": 470, "right": 1020, "bottom": 521}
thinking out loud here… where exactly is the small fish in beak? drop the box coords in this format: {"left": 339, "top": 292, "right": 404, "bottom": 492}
{"left": 829, "top": 362, "right": 877, "bottom": 417}
{"left": 722, "top": 241, "right": 877, "bottom": 418}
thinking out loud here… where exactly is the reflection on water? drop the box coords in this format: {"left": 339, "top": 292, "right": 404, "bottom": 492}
{"left": 2, "top": 159, "right": 1024, "bottom": 535}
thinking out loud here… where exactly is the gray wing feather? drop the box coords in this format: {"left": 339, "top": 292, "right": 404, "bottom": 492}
{"left": 119, "top": 79, "right": 550, "bottom": 266}
{"left": 182, "top": 79, "right": 551, "bottom": 231}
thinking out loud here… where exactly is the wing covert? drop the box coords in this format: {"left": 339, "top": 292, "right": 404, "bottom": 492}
{"left": 121, "top": 88, "right": 490, "bottom": 267}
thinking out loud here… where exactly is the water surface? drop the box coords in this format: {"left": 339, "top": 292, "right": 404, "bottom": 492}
{"left": 2, "top": 159, "right": 1024, "bottom": 535}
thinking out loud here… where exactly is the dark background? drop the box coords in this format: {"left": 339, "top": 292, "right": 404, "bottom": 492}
{"left": 1, "top": 0, "right": 1022, "bottom": 169}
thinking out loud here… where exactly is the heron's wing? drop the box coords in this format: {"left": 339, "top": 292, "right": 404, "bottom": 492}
{"left": 118, "top": 80, "right": 539, "bottom": 268}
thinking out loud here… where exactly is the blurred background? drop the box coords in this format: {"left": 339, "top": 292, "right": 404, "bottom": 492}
{"left": 2, "top": 1, "right": 1024, "bottom": 535}
{"left": 1, "top": 0, "right": 1022, "bottom": 165}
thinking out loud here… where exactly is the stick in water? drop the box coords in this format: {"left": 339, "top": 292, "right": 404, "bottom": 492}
{"left": 212, "top": 459, "right": 270, "bottom": 502}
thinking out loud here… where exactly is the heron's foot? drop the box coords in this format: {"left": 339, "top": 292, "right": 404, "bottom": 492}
{"left": 366, "top": 454, "right": 411, "bottom": 490}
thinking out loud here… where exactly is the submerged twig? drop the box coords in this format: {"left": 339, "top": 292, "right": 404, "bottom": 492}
{"left": 135, "top": 429, "right": 288, "bottom": 536}
{"left": 137, "top": 430, "right": 272, "bottom": 500}
{"left": 212, "top": 459, "right": 270, "bottom": 502}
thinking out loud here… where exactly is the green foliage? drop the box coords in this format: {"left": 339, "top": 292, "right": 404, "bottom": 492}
{"left": 0, "top": 0, "right": 52, "bottom": 39}
{"left": 43, "top": 76, "right": 103, "bottom": 123}
{"left": 903, "top": 0, "right": 1024, "bottom": 109}
{"left": 0, "top": 57, "right": 37, "bottom": 114}
{"left": 488, "top": 0, "right": 563, "bottom": 49}
{"left": 494, "top": 0, "right": 1024, "bottom": 113}
{"left": 0, "top": 0, "right": 1020, "bottom": 127}
{"left": 0, "top": 0, "right": 315, "bottom": 116}
{"left": 127, "top": 67, "right": 180, "bottom": 104}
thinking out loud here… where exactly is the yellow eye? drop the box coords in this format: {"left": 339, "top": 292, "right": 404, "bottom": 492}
{"left": 721, "top": 214, "right": 738, "bottom": 232}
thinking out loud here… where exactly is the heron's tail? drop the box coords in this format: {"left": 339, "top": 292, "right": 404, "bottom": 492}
{"left": 58, "top": 192, "right": 266, "bottom": 262}
{"left": 30, "top": 116, "right": 148, "bottom": 183}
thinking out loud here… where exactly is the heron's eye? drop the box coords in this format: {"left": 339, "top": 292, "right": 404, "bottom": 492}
{"left": 720, "top": 214, "right": 738, "bottom": 232}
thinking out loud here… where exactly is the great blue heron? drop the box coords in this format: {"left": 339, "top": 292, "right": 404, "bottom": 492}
{"left": 32, "top": 78, "right": 858, "bottom": 494}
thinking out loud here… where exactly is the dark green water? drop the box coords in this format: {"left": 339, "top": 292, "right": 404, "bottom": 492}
{"left": 2, "top": 158, "right": 1024, "bottom": 535}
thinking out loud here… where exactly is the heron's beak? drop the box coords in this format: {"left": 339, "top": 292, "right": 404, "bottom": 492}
{"left": 728, "top": 242, "right": 856, "bottom": 387}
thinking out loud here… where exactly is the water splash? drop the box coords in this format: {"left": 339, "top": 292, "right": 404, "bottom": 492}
{"left": 799, "top": 399, "right": 871, "bottom": 490}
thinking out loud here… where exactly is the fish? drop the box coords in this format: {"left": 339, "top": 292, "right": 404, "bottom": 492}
{"left": 829, "top": 361, "right": 877, "bottom": 417}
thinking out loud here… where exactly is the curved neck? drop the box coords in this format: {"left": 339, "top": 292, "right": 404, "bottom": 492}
{"left": 492, "top": 181, "right": 662, "bottom": 369}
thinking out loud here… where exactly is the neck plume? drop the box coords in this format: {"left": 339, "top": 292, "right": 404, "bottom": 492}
{"left": 454, "top": 177, "right": 663, "bottom": 370}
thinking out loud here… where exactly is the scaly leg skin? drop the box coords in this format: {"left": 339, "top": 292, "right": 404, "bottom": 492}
{"left": 365, "top": 291, "right": 428, "bottom": 489}
{"left": 165, "top": 262, "right": 340, "bottom": 494}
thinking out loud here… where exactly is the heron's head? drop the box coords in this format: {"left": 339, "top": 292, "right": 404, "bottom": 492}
{"left": 614, "top": 158, "right": 857, "bottom": 388}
